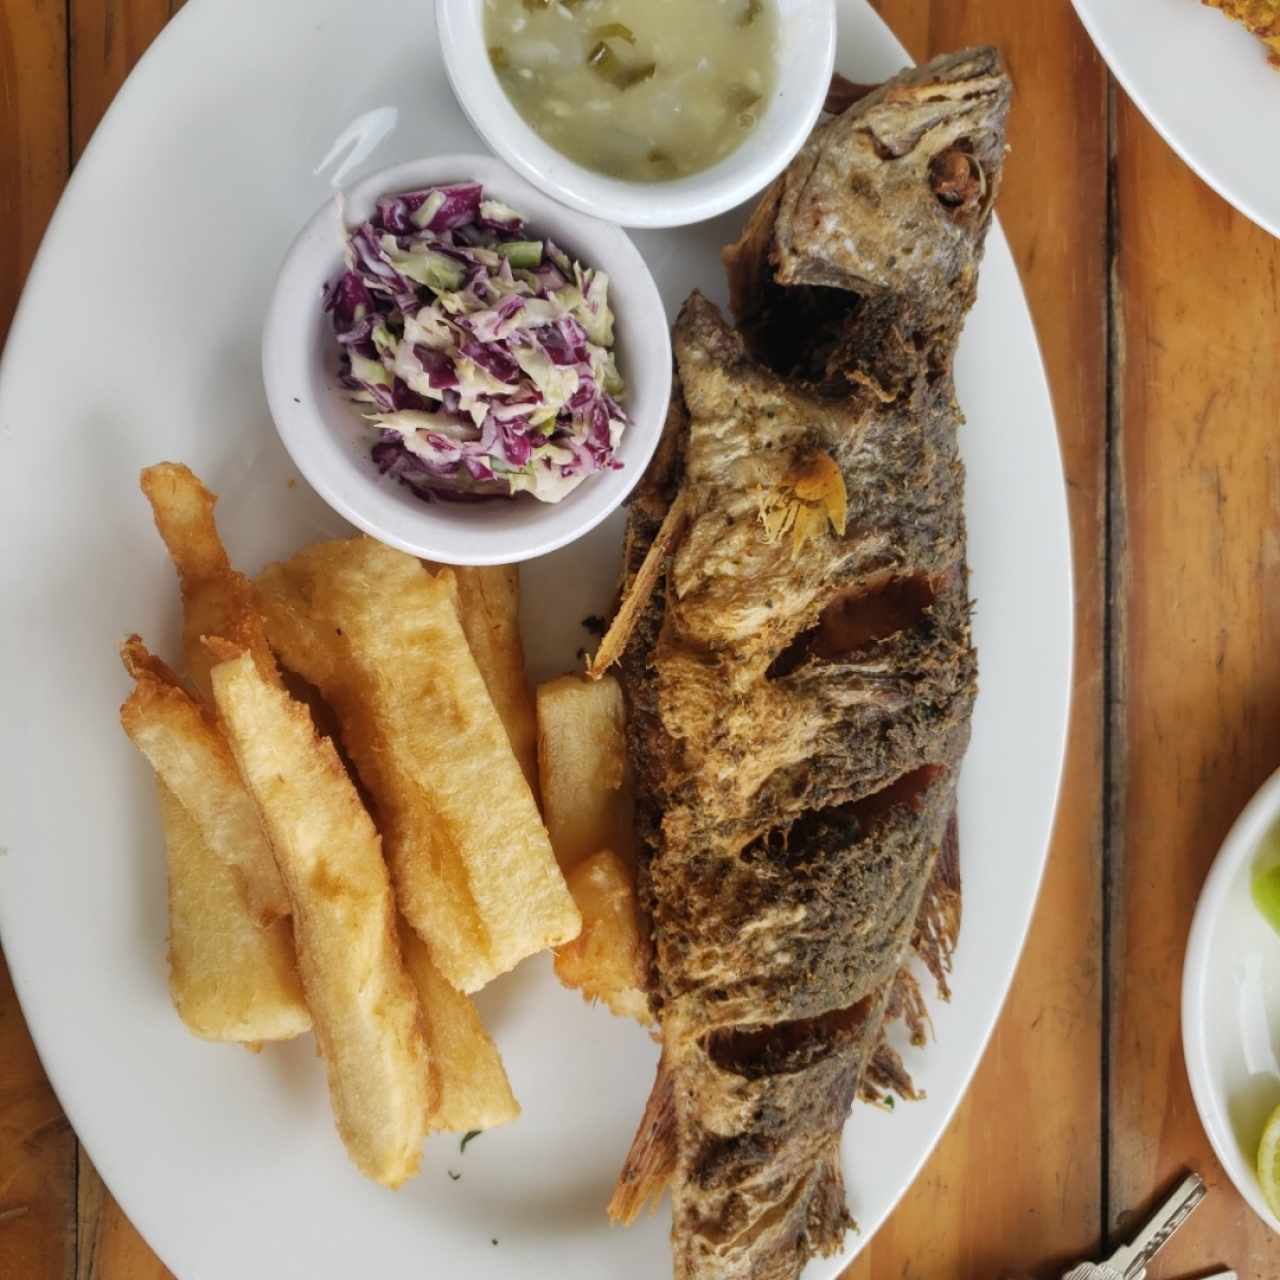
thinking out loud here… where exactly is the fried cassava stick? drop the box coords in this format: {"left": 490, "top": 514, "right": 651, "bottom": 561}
{"left": 210, "top": 645, "right": 431, "bottom": 1187}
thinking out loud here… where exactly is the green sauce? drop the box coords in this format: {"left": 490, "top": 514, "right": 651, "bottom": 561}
{"left": 485, "top": 0, "right": 778, "bottom": 182}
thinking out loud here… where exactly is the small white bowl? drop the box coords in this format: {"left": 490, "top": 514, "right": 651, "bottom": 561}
{"left": 1184, "top": 767, "right": 1280, "bottom": 1233}
{"left": 262, "top": 153, "right": 671, "bottom": 566}
{"left": 437, "top": 0, "right": 836, "bottom": 230}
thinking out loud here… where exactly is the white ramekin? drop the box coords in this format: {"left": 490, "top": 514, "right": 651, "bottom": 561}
{"left": 437, "top": 0, "right": 837, "bottom": 229}
{"left": 262, "top": 153, "right": 672, "bottom": 566}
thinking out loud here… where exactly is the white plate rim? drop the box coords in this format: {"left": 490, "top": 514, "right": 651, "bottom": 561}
{"left": 1070, "top": 0, "right": 1280, "bottom": 240}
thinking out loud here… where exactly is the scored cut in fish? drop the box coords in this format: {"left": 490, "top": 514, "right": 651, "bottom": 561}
{"left": 604, "top": 47, "right": 1012, "bottom": 1280}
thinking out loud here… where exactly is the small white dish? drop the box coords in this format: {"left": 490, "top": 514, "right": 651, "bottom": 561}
{"left": 1184, "top": 767, "right": 1280, "bottom": 1232}
{"left": 436, "top": 0, "right": 837, "bottom": 229}
{"left": 262, "top": 152, "right": 671, "bottom": 566}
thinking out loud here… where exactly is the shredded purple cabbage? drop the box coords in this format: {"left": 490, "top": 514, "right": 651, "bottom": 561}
{"left": 327, "top": 182, "right": 627, "bottom": 503}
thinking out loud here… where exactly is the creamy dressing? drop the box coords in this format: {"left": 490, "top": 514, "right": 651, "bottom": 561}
{"left": 485, "top": 0, "right": 778, "bottom": 181}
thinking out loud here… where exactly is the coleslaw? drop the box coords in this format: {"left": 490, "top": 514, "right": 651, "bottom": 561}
{"left": 326, "top": 182, "right": 627, "bottom": 503}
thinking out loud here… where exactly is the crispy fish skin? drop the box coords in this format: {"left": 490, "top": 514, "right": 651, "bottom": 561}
{"left": 617, "top": 48, "right": 1008, "bottom": 1280}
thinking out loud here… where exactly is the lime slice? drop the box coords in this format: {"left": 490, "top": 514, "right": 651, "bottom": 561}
{"left": 1254, "top": 865, "right": 1280, "bottom": 936}
{"left": 1257, "top": 1102, "right": 1280, "bottom": 1216}
{"left": 1252, "top": 823, "right": 1280, "bottom": 936}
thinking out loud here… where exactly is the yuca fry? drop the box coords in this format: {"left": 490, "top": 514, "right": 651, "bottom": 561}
{"left": 397, "top": 919, "right": 519, "bottom": 1133}
{"left": 536, "top": 674, "right": 634, "bottom": 874}
{"left": 255, "top": 538, "right": 580, "bottom": 992}
{"left": 209, "top": 645, "right": 431, "bottom": 1187}
{"left": 554, "top": 850, "right": 651, "bottom": 1024}
{"left": 157, "top": 780, "right": 309, "bottom": 1044}
{"left": 140, "top": 462, "right": 277, "bottom": 704}
{"left": 255, "top": 551, "right": 481, "bottom": 987}
{"left": 450, "top": 566, "right": 539, "bottom": 800}
{"left": 119, "top": 637, "right": 289, "bottom": 924}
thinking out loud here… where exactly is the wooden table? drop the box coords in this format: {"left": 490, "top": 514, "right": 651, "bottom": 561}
{"left": 3, "top": 1, "right": 1278, "bottom": 1276}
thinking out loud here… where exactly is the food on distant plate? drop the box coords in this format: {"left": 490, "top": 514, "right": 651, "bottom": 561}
{"left": 209, "top": 645, "right": 432, "bottom": 1188}
{"left": 328, "top": 182, "right": 627, "bottom": 503}
{"left": 447, "top": 565, "right": 539, "bottom": 797}
{"left": 1203, "top": 0, "right": 1280, "bottom": 65}
{"left": 140, "top": 462, "right": 278, "bottom": 707}
{"left": 536, "top": 673, "right": 633, "bottom": 872}
{"left": 155, "top": 779, "right": 310, "bottom": 1044}
{"left": 398, "top": 920, "right": 521, "bottom": 1133}
{"left": 253, "top": 537, "right": 580, "bottom": 992}
{"left": 554, "top": 850, "right": 650, "bottom": 1023}
{"left": 119, "top": 636, "right": 290, "bottom": 925}
{"left": 600, "top": 49, "right": 1003, "bottom": 1278}
{"left": 486, "top": 0, "right": 777, "bottom": 180}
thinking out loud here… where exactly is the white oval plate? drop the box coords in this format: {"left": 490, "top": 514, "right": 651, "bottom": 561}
{"left": 1072, "top": 0, "right": 1280, "bottom": 239}
{"left": 0, "top": 4, "right": 1071, "bottom": 1277}
{"left": 1184, "top": 768, "right": 1280, "bottom": 1233}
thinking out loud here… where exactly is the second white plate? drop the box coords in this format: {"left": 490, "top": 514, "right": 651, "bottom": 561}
{"left": 1073, "top": 0, "right": 1280, "bottom": 239}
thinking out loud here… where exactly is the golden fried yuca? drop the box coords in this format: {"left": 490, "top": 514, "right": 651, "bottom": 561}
{"left": 209, "top": 645, "right": 431, "bottom": 1187}
{"left": 157, "top": 780, "right": 310, "bottom": 1044}
{"left": 119, "top": 637, "right": 289, "bottom": 924}
{"left": 554, "top": 850, "right": 650, "bottom": 1024}
{"left": 255, "top": 538, "right": 580, "bottom": 992}
{"left": 256, "top": 555, "right": 489, "bottom": 984}
{"left": 397, "top": 920, "right": 520, "bottom": 1133}
{"left": 536, "top": 674, "right": 634, "bottom": 874}
{"left": 450, "top": 565, "right": 539, "bottom": 800}
{"left": 140, "top": 463, "right": 277, "bottom": 705}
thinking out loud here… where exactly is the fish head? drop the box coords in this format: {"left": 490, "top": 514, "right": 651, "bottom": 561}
{"left": 772, "top": 46, "right": 1013, "bottom": 317}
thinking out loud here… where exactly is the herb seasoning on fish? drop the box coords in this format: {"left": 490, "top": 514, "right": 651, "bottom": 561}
{"left": 485, "top": 0, "right": 778, "bottom": 181}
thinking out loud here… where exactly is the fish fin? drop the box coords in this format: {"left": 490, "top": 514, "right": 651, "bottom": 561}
{"left": 608, "top": 1053, "right": 676, "bottom": 1225}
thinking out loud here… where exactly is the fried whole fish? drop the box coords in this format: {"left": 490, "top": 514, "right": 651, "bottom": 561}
{"left": 607, "top": 48, "right": 1010, "bottom": 1280}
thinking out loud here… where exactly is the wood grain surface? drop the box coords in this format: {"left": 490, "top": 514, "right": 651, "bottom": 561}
{"left": 0, "top": 6, "right": 76, "bottom": 1279}
{"left": 0, "top": 1, "right": 1276, "bottom": 1277}
{"left": 1108, "top": 91, "right": 1280, "bottom": 1279}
